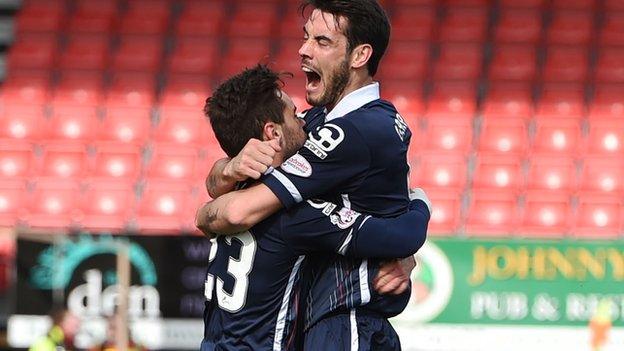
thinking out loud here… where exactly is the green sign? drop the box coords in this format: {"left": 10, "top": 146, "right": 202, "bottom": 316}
{"left": 394, "top": 238, "right": 624, "bottom": 327}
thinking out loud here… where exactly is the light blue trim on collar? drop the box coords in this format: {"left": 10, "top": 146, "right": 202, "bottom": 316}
{"left": 324, "top": 82, "right": 380, "bottom": 121}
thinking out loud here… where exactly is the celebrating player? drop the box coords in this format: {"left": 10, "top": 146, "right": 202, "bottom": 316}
{"left": 199, "top": 65, "right": 429, "bottom": 350}
{"left": 198, "top": 0, "right": 423, "bottom": 349}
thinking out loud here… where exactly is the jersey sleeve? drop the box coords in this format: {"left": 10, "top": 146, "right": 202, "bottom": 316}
{"left": 261, "top": 118, "right": 371, "bottom": 209}
{"left": 281, "top": 199, "right": 430, "bottom": 258}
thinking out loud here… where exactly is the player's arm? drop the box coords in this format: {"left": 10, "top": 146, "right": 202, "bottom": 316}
{"left": 196, "top": 182, "right": 282, "bottom": 236}
{"left": 206, "top": 139, "right": 281, "bottom": 198}
{"left": 262, "top": 118, "right": 370, "bottom": 209}
{"left": 282, "top": 189, "right": 431, "bottom": 258}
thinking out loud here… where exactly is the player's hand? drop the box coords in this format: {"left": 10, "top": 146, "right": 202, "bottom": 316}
{"left": 223, "top": 138, "right": 282, "bottom": 180}
{"left": 373, "top": 256, "right": 416, "bottom": 295}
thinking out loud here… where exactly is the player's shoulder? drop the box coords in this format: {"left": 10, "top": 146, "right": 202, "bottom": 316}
{"left": 342, "top": 99, "right": 407, "bottom": 139}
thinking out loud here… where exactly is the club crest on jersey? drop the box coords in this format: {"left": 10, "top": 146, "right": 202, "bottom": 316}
{"left": 395, "top": 113, "right": 408, "bottom": 141}
{"left": 281, "top": 154, "right": 312, "bottom": 177}
{"left": 330, "top": 207, "right": 361, "bottom": 229}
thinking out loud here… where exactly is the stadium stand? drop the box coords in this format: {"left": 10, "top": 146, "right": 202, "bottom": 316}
{"left": 0, "top": 0, "right": 621, "bottom": 241}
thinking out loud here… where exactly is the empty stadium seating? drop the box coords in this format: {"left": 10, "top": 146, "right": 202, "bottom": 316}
{"left": 0, "top": 0, "right": 622, "bottom": 239}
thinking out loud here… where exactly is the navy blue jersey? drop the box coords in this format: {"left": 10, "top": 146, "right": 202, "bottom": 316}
{"left": 202, "top": 196, "right": 429, "bottom": 351}
{"left": 261, "top": 91, "right": 414, "bottom": 331}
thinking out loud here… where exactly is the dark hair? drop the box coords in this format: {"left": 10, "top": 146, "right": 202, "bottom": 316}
{"left": 205, "top": 65, "right": 290, "bottom": 158}
{"left": 301, "top": 0, "right": 390, "bottom": 76}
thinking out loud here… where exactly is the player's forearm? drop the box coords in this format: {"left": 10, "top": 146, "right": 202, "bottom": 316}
{"left": 206, "top": 158, "right": 237, "bottom": 199}
{"left": 196, "top": 184, "right": 283, "bottom": 236}
{"left": 346, "top": 200, "right": 430, "bottom": 258}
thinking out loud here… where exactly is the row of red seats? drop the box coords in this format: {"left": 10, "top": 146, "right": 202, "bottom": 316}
{"left": 0, "top": 178, "right": 207, "bottom": 232}
{"left": 0, "top": 141, "right": 222, "bottom": 181}
{"left": 427, "top": 188, "right": 623, "bottom": 237}
{"left": 410, "top": 152, "right": 624, "bottom": 193}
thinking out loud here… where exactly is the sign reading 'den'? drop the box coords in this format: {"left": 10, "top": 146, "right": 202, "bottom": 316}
{"left": 393, "top": 238, "right": 624, "bottom": 326}
{"left": 9, "top": 233, "right": 212, "bottom": 349}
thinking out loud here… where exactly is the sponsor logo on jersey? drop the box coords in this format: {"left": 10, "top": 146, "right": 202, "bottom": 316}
{"left": 308, "top": 124, "right": 345, "bottom": 152}
{"left": 330, "top": 207, "right": 361, "bottom": 229}
{"left": 395, "top": 113, "right": 408, "bottom": 141}
{"left": 306, "top": 199, "right": 337, "bottom": 215}
{"left": 281, "top": 154, "right": 312, "bottom": 177}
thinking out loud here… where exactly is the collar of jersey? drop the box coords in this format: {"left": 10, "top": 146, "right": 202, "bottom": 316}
{"left": 324, "top": 82, "right": 380, "bottom": 121}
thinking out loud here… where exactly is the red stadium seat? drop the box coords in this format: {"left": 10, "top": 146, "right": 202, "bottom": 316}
{"left": 432, "top": 43, "right": 482, "bottom": 81}
{"left": 411, "top": 152, "right": 468, "bottom": 190}
{"left": 53, "top": 72, "right": 104, "bottom": 108}
{"left": 154, "top": 114, "right": 211, "bottom": 146}
{"left": 0, "top": 180, "right": 27, "bottom": 227}
{"left": 394, "top": 0, "right": 436, "bottom": 5}
{"left": 160, "top": 80, "right": 210, "bottom": 111}
{"left": 67, "top": 11, "right": 117, "bottom": 34}
{"left": 421, "top": 116, "right": 473, "bottom": 154}
{"left": 119, "top": 11, "right": 169, "bottom": 35}
{"left": 391, "top": 7, "right": 435, "bottom": 41}
{"left": 146, "top": 145, "right": 200, "bottom": 181}
{"left": 532, "top": 117, "right": 582, "bottom": 155}
{"left": 39, "top": 143, "right": 90, "bottom": 179}
{"left": 552, "top": 0, "right": 596, "bottom": 10}
{"left": 472, "top": 153, "right": 524, "bottom": 190}
{"left": 535, "top": 85, "right": 585, "bottom": 119}
{"left": 274, "top": 39, "right": 305, "bottom": 76}
{"left": 605, "top": 0, "right": 624, "bottom": 11}
{"left": 27, "top": 180, "right": 82, "bottom": 228}
{"left": 526, "top": 156, "right": 576, "bottom": 191}
{"left": 521, "top": 191, "right": 571, "bottom": 237}
{"left": 499, "top": 0, "right": 545, "bottom": 8}
{"left": 0, "top": 72, "right": 51, "bottom": 107}
{"left": 478, "top": 117, "right": 528, "bottom": 154}
{"left": 228, "top": 3, "right": 278, "bottom": 38}
{"left": 175, "top": 1, "right": 223, "bottom": 37}
{"left": 75, "top": 0, "right": 119, "bottom": 16}
{"left": 438, "top": 7, "right": 489, "bottom": 42}
{"left": 136, "top": 181, "right": 194, "bottom": 231}
{"left": 92, "top": 143, "right": 142, "bottom": 180}
{"left": 586, "top": 118, "right": 624, "bottom": 155}
{"left": 7, "top": 34, "right": 57, "bottom": 71}
{"left": 482, "top": 83, "right": 533, "bottom": 119}
{"left": 600, "top": 14, "right": 624, "bottom": 46}
{"left": 381, "top": 81, "right": 424, "bottom": 122}
{"left": 573, "top": 193, "right": 623, "bottom": 238}
{"left": 378, "top": 41, "right": 429, "bottom": 82}
{"left": 111, "top": 36, "right": 163, "bottom": 73}
{"left": 49, "top": 106, "right": 98, "bottom": 141}
{"left": 221, "top": 39, "right": 272, "bottom": 78}
{"left": 589, "top": 84, "right": 624, "bottom": 119}
{"left": 425, "top": 188, "right": 463, "bottom": 235}
{"left": 426, "top": 83, "right": 477, "bottom": 118}
{"left": 277, "top": 14, "right": 306, "bottom": 39}
{"left": 0, "top": 141, "right": 33, "bottom": 179}
{"left": 489, "top": 45, "right": 537, "bottom": 81}
{"left": 579, "top": 156, "right": 624, "bottom": 193}
{"left": 595, "top": 48, "right": 624, "bottom": 83}
{"left": 58, "top": 35, "right": 110, "bottom": 71}
{"left": 0, "top": 109, "right": 46, "bottom": 140}
{"left": 100, "top": 107, "right": 151, "bottom": 144}
{"left": 106, "top": 73, "right": 156, "bottom": 108}
{"left": 80, "top": 180, "right": 135, "bottom": 230}
{"left": 494, "top": 9, "right": 542, "bottom": 43}
{"left": 546, "top": 11, "right": 593, "bottom": 45}
{"left": 168, "top": 38, "right": 218, "bottom": 76}
{"left": 542, "top": 46, "right": 589, "bottom": 83}
{"left": 465, "top": 191, "right": 519, "bottom": 236}
{"left": 15, "top": 0, "right": 65, "bottom": 33}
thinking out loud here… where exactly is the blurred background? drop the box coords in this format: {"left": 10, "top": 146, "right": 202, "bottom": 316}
{"left": 0, "top": 0, "right": 622, "bottom": 350}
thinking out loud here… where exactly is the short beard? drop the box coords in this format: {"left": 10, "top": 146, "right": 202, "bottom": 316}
{"left": 308, "top": 59, "right": 350, "bottom": 108}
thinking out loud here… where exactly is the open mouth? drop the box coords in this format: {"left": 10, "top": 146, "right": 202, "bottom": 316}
{"left": 302, "top": 66, "right": 321, "bottom": 91}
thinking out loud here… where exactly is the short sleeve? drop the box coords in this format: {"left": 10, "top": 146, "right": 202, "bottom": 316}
{"left": 261, "top": 118, "right": 371, "bottom": 209}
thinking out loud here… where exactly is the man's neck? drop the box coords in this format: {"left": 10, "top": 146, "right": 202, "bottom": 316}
{"left": 325, "top": 74, "right": 374, "bottom": 112}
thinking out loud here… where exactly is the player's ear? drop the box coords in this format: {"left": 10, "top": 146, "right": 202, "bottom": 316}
{"left": 262, "top": 122, "right": 282, "bottom": 141}
{"left": 350, "top": 44, "right": 373, "bottom": 70}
